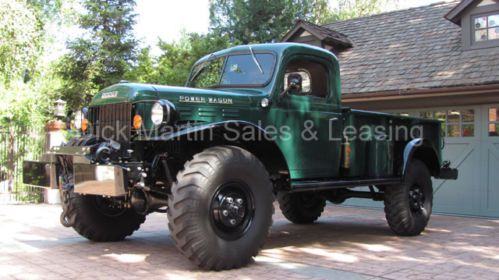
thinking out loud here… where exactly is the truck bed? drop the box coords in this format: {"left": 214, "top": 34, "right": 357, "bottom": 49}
{"left": 341, "top": 109, "right": 442, "bottom": 179}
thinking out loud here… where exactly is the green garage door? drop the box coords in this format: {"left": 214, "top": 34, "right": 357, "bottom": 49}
{"left": 345, "top": 105, "right": 499, "bottom": 218}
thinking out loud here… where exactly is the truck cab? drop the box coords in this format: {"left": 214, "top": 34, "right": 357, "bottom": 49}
{"left": 23, "top": 43, "right": 457, "bottom": 271}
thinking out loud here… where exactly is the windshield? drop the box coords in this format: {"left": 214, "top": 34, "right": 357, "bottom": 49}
{"left": 188, "top": 53, "right": 275, "bottom": 88}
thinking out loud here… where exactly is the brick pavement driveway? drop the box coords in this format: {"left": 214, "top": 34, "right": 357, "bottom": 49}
{"left": 1, "top": 203, "right": 499, "bottom": 280}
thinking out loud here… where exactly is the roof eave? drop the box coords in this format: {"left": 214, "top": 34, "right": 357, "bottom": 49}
{"left": 342, "top": 83, "right": 499, "bottom": 101}
{"left": 281, "top": 22, "right": 326, "bottom": 42}
{"left": 281, "top": 20, "right": 353, "bottom": 48}
{"left": 323, "top": 37, "right": 353, "bottom": 48}
{"left": 444, "top": 0, "right": 477, "bottom": 26}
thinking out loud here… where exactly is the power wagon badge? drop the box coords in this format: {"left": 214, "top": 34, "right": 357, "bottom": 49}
{"left": 179, "top": 95, "right": 233, "bottom": 104}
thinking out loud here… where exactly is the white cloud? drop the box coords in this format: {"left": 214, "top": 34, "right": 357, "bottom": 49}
{"left": 134, "top": 0, "right": 210, "bottom": 49}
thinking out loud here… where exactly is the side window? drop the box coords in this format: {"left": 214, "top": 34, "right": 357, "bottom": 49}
{"left": 284, "top": 59, "right": 328, "bottom": 98}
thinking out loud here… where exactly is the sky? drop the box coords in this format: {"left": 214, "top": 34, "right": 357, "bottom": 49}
{"left": 134, "top": 0, "right": 211, "bottom": 48}
{"left": 47, "top": 0, "right": 449, "bottom": 60}
{"left": 134, "top": 0, "right": 448, "bottom": 51}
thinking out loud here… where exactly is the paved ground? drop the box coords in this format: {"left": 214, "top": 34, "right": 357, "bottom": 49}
{"left": 1, "top": 203, "right": 499, "bottom": 280}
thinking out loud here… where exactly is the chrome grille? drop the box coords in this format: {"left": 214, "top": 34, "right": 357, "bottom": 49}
{"left": 88, "top": 103, "right": 132, "bottom": 142}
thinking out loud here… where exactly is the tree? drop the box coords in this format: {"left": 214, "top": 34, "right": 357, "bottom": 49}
{"left": 326, "top": 0, "right": 394, "bottom": 23}
{"left": 209, "top": 0, "right": 331, "bottom": 44}
{"left": 0, "top": 0, "right": 43, "bottom": 86}
{"left": 58, "top": 0, "right": 137, "bottom": 110}
{"left": 0, "top": 0, "right": 62, "bottom": 127}
{"left": 124, "top": 47, "right": 156, "bottom": 84}
{"left": 126, "top": 33, "right": 230, "bottom": 87}
{"left": 27, "top": 0, "right": 63, "bottom": 23}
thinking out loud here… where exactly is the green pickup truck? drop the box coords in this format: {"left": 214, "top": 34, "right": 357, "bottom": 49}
{"left": 24, "top": 43, "right": 457, "bottom": 270}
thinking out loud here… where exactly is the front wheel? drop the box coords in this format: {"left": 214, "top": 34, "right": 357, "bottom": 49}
{"left": 61, "top": 190, "right": 146, "bottom": 241}
{"left": 384, "top": 159, "right": 433, "bottom": 236}
{"left": 168, "top": 146, "right": 274, "bottom": 270}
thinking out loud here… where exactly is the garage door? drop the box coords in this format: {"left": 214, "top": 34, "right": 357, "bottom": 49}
{"left": 482, "top": 105, "right": 499, "bottom": 216}
{"left": 427, "top": 105, "right": 499, "bottom": 217}
{"left": 345, "top": 105, "right": 499, "bottom": 218}
{"left": 426, "top": 106, "right": 481, "bottom": 216}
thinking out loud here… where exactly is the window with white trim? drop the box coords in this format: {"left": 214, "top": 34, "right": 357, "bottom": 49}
{"left": 473, "top": 13, "right": 499, "bottom": 42}
{"left": 419, "top": 110, "right": 475, "bottom": 137}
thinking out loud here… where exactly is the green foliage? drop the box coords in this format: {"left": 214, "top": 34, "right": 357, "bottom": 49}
{"left": 124, "top": 47, "right": 156, "bottom": 84}
{"left": 326, "top": 0, "right": 394, "bottom": 23}
{"left": 189, "top": 57, "right": 225, "bottom": 88}
{"left": 126, "top": 33, "right": 230, "bottom": 86}
{"left": 27, "top": 0, "right": 63, "bottom": 23}
{"left": 0, "top": 0, "right": 64, "bottom": 128}
{"left": 58, "top": 0, "right": 138, "bottom": 110}
{"left": 0, "top": 68, "right": 60, "bottom": 129}
{"left": 0, "top": 0, "right": 65, "bottom": 202}
{"left": 209, "top": 0, "right": 331, "bottom": 44}
{"left": 0, "top": 0, "right": 43, "bottom": 86}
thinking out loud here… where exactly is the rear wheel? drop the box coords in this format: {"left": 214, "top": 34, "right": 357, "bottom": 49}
{"left": 168, "top": 146, "right": 274, "bottom": 270}
{"left": 384, "top": 159, "right": 433, "bottom": 236}
{"left": 277, "top": 192, "right": 326, "bottom": 224}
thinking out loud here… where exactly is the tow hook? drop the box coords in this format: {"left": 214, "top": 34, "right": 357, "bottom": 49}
{"left": 60, "top": 191, "right": 75, "bottom": 228}
{"left": 60, "top": 211, "right": 74, "bottom": 228}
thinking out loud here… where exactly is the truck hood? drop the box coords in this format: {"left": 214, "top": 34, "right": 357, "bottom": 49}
{"left": 91, "top": 83, "right": 266, "bottom": 107}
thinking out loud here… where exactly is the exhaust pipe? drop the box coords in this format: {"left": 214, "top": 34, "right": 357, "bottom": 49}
{"left": 131, "top": 188, "right": 168, "bottom": 215}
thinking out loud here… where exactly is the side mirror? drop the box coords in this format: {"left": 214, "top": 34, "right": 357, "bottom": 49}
{"left": 287, "top": 73, "right": 303, "bottom": 91}
{"left": 289, "top": 78, "right": 301, "bottom": 90}
{"left": 280, "top": 74, "right": 303, "bottom": 99}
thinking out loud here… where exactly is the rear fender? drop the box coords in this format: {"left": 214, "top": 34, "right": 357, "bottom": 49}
{"left": 403, "top": 138, "right": 440, "bottom": 177}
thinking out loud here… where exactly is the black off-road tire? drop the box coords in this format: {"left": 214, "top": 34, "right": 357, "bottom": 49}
{"left": 384, "top": 159, "right": 433, "bottom": 236}
{"left": 277, "top": 192, "right": 326, "bottom": 224}
{"left": 62, "top": 190, "right": 146, "bottom": 242}
{"left": 59, "top": 137, "right": 145, "bottom": 242}
{"left": 168, "top": 146, "right": 274, "bottom": 270}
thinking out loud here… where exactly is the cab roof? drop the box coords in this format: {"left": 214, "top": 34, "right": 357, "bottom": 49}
{"left": 195, "top": 43, "right": 338, "bottom": 65}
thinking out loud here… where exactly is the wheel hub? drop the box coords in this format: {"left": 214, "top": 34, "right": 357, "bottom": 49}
{"left": 409, "top": 186, "right": 425, "bottom": 212}
{"left": 210, "top": 182, "right": 254, "bottom": 240}
{"left": 217, "top": 194, "right": 246, "bottom": 227}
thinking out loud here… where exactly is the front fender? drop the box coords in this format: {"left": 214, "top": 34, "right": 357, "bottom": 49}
{"left": 146, "top": 120, "right": 269, "bottom": 142}
{"left": 143, "top": 120, "right": 291, "bottom": 184}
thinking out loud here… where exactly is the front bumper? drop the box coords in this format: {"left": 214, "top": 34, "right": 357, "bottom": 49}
{"left": 23, "top": 146, "right": 140, "bottom": 197}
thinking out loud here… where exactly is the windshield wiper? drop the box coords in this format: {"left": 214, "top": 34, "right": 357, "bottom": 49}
{"left": 248, "top": 46, "right": 264, "bottom": 74}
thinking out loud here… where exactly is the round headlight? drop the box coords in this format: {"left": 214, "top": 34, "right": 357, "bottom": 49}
{"left": 151, "top": 102, "right": 164, "bottom": 126}
{"left": 74, "top": 110, "right": 83, "bottom": 130}
{"left": 261, "top": 98, "right": 270, "bottom": 108}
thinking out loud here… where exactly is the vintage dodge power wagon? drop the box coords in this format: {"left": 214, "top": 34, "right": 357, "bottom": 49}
{"left": 24, "top": 43, "right": 457, "bottom": 270}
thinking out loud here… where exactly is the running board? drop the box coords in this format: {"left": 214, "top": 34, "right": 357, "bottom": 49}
{"left": 290, "top": 177, "right": 402, "bottom": 193}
